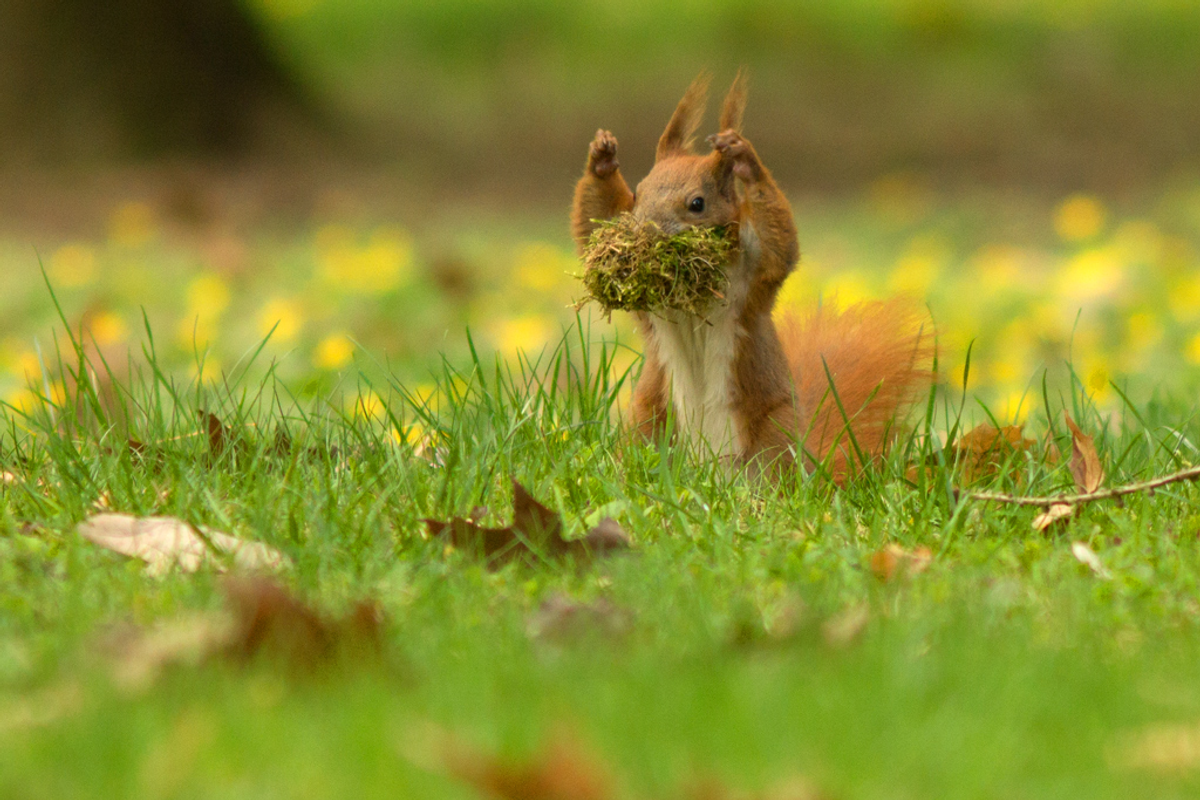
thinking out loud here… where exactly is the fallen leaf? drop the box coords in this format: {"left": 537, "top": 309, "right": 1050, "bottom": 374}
{"left": 821, "top": 603, "right": 870, "bottom": 648}
{"left": 78, "top": 513, "right": 289, "bottom": 575}
{"left": 104, "top": 613, "right": 236, "bottom": 691}
{"left": 868, "top": 544, "right": 932, "bottom": 582}
{"left": 101, "top": 578, "right": 382, "bottom": 687}
{"left": 199, "top": 409, "right": 229, "bottom": 458}
{"left": 1071, "top": 540, "right": 1111, "bottom": 579}
{"left": 426, "top": 480, "right": 631, "bottom": 568}
{"left": 1109, "top": 721, "right": 1200, "bottom": 773}
{"left": 948, "top": 423, "right": 1037, "bottom": 484}
{"left": 1, "top": 471, "right": 16, "bottom": 485}
{"left": 222, "top": 577, "right": 383, "bottom": 669}
{"left": 1033, "top": 502, "right": 1076, "bottom": 531}
{"left": 685, "top": 775, "right": 830, "bottom": 800}
{"left": 441, "top": 729, "right": 613, "bottom": 800}
{"left": 1064, "top": 413, "right": 1105, "bottom": 493}
{"left": 527, "top": 594, "right": 632, "bottom": 643}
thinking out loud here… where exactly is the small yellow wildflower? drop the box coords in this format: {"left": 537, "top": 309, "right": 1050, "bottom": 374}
{"left": 351, "top": 391, "right": 385, "bottom": 421}
{"left": 186, "top": 273, "right": 231, "bottom": 318}
{"left": 256, "top": 297, "right": 303, "bottom": 344}
{"left": 1185, "top": 332, "right": 1200, "bottom": 366}
{"left": 1057, "top": 247, "right": 1124, "bottom": 304}
{"left": 492, "top": 314, "right": 554, "bottom": 357}
{"left": 315, "top": 225, "right": 413, "bottom": 294}
{"left": 88, "top": 311, "right": 128, "bottom": 347}
{"left": 1053, "top": 194, "right": 1106, "bottom": 243}
{"left": 48, "top": 244, "right": 97, "bottom": 288}
{"left": 313, "top": 333, "right": 354, "bottom": 371}
{"left": 514, "top": 242, "right": 570, "bottom": 292}
{"left": 108, "top": 201, "right": 157, "bottom": 248}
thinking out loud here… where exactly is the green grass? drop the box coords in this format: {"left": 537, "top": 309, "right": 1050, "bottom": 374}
{"left": 5, "top": 309, "right": 1200, "bottom": 797}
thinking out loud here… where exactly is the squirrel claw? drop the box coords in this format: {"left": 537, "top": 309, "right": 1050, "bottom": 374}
{"left": 708, "top": 129, "right": 760, "bottom": 182}
{"left": 588, "top": 129, "right": 620, "bottom": 178}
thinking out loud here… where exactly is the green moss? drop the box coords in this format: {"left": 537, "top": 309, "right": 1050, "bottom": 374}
{"left": 579, "top": 215, "right": 736, "bottom": 316}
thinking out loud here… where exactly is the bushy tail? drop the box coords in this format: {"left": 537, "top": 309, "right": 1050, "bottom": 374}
{"left": 777, "top": 300, "right": 934, "bottom": 482}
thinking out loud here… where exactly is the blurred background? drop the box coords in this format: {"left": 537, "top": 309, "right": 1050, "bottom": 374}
{"left": 3, "top": 0, "right": 1200, "bottom": 421}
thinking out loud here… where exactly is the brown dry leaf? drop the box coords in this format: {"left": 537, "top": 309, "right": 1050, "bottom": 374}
{"left": 1064, "top": 413, "right": 1104, "bottom": 493}
{"left": 1032, "top": 503, "right": 1076, "bottom": 532}
{"left": 949, "top": 423, "right": 1037, "bottom": 484}
{"left": 103, "top": 578, "right": 382, "bottom": 687}
{"left": 442, "top": 730, "right": 613, "bottom": 800}
{"left": 1109, "top": 721, "right": 1200, "bottom": 773}
{"left": 222, "top": 577, "right": 383, "bottom": 669}
{"left": 868, "top": 544, "right": 932, "bottom": 582}
{"left": 199, "top": 409, "right": 229, "bottom": 457}
{"left": 821, "top": 603, "right": 870, "bottom": 648}
{"left": 78, "top": 513, "right": 289, "bottom": 575}
{"left": 426, "top": 480, "right": 631, "bottom": 568}
{"left": 1070, "top": 540, "right": 1111, "bottom": 579}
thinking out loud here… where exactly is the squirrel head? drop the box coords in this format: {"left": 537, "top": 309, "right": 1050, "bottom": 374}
{"left": 633, "top": 71, "right": 747, "bottom": 236}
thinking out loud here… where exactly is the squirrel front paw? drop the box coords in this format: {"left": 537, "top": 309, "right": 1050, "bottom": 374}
{"left": 587, "top": 129, "right": 620, "bottom": 178}
{"left": 708, "top": 129, "right": 764, "bottom": 182}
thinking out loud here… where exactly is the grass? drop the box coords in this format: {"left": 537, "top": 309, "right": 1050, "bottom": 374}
{"left": 4, "top": 304, "right": 1200, "bottom": 797}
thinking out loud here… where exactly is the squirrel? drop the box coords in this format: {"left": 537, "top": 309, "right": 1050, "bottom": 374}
{"left": 571, "top": 71, "right": 933, "bottom": 482}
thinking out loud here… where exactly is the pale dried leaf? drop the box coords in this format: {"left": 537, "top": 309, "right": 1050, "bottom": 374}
{"left": 1064, "top": 413, "right": 1104, "bottom": 493}
{"left": 1109, "top": 722, "right": 1200, "bottom": 773}
{"left": 1032, "top": 503, "right": 1075, "bottom": 531}
{"left": 868, "top": 544, "right": 932, "bottom": 582}
{"left": 1071, "top": 540, "right": 1111, "bottom": 579}
{"left": 1, "top": 471, "right": 16, "bottom": 485}
{"left": 107, "top": 612, "right": 236, "bottom": 691}
{"left": 821, "top": 603, "right": 870, "bottom": 648}
{"left": 78, "top": 514, "right": 289, "bottom": 575}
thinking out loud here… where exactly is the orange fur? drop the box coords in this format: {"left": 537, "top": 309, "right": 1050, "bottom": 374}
{"left": 573, "top": 72, "right": 935, "bottom": 483}
{"left": 778, "top": 300, "right": 934, "bottom": 482}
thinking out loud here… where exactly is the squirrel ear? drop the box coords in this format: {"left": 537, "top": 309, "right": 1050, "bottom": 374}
{"left": 656, "top": 72, "right": 711, "bottom": 161}
{"left": 718, "top": 68, "right": 748, "bottom": 133}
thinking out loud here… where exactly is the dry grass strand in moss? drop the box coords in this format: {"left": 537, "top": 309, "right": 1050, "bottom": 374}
{"left": 579, "top": 215, "right": 736, "bottom": 316}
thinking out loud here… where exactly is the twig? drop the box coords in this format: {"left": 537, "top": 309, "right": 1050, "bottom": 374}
{"left": 969, "top": 464, "right": 1200, "bottom": 507}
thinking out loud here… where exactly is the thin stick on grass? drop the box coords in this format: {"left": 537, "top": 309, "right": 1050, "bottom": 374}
{"left": 969, "top": 464, "right": 1200, "bottom": 507}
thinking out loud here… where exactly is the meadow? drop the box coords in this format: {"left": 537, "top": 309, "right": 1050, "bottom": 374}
{"left": 5, "top": 1, "right": 1200, "bottom": 797}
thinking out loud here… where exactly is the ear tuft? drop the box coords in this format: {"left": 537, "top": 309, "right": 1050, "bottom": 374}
{"left": 656, "top": 72, "right": 711, "bottom": 161}
{"left": 718, "top": 68, "right": 749, "bottom": 134}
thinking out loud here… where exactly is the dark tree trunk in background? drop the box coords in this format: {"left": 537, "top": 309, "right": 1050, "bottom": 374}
{"left": 0, "top": 0, "right": 314, "bottom": 163}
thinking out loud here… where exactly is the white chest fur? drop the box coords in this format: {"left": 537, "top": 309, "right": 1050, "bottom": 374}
{"left": 648, "top": 226, "right": 757, "bottom": 458}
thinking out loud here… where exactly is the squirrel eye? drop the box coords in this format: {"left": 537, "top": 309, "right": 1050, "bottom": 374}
{"left": 688, "top": 196, "right": 705, "bottom": 213}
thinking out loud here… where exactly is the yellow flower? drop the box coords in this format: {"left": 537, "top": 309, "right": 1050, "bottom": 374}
{"left": 108, "top": 201, "right": 157, "bottom": 248}
{"left": 88, "top": 311, "right": 128, "bottom": 347}
{"left": 186, "top": 274, "right": 231, "bottom": 318}
{"left": 190, "top": 357, "right": 222, "bottom": 384}
{"left": 1056, "top": 247, "right": 1124, "bottom": 305}
{"left": 514, "top": 242, "right": 570, "bottom": 292}
{"left": 1185, "top": 332, "right": 1200, "bottom": 366}
{"left": 48, "top": 244, "right": 97, "bottom": 288}
{"left": 1053, "top": 194, "right": 1106, "bottom": 243}
{"left": 313, "top": 333, "right": 354, "bottom": 371}
{"left": 351, "top": 391, "right": 385, "bottom": 421}
{"left": 821, "top": 271, "right": 874, "bottom": 307}
{"left": 315, "top": 225, "right": 413, "bottom": 294}
{"left": 492, "top": 314, "right": 554, "bottom": 357}
{"left": 256, "top": 297, "right": 303, "bottom": 344}
{"left": 998, "top": 390, "right": 1030, "bottom": 424}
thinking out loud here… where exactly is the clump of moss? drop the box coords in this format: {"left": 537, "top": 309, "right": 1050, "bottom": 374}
{"left": 579, "top": 215, "right": 736, "bottom": 316}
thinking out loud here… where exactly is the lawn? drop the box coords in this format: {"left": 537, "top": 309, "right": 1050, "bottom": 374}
{"left": 5, "top": 1, "right": 1200, "bottom": 797}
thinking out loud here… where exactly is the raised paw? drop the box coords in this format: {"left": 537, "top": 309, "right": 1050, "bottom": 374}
{"left": 587, "top": 129, "right": 620, "bottom": 178}
{"left": 707, "top": 129, "right": 762, "bottom": 182}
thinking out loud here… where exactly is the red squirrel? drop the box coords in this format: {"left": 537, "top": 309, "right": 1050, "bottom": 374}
{"left": 571, "top": 72, "right": 933, "bottom": 481}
